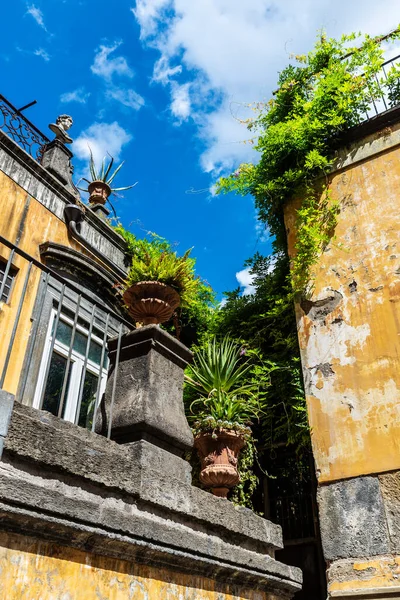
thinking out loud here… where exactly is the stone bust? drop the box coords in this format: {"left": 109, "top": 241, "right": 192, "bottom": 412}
{"left": 49, "top": 114, "right": 73, "bottom": 144}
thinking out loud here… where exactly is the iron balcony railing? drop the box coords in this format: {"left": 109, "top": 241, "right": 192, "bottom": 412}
{"left": 0, "top": 94, "right": 49, "bottom": 160}
{"left": 264, "top": 449, "right": 318, "bottom": 543}
{"left": 0, "top": 235, "right": 130, "bottom": 438}
{"left": 361, "top": 52, "right": 400, "bottom": 121}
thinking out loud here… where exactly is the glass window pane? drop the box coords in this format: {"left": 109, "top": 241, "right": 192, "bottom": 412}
{"left": 77, "top": 371, "right": 99, "bottom": 429}
{"left": 41, "top": 352, "right": 72, "bottom": 418}
{"left": 52, "top": 318, "right": 71, "bottom": 344}
{"left": 0, "top": 262, "right": 15, "bottom": 303}
{"left": 88, "top": 339, "right": 102, "bottom": 365}
{"left": 54, "top": 320, "right": 87, "bottom": 356}
{"left": 53, "top": 318, "right": 107, "bottom": 367}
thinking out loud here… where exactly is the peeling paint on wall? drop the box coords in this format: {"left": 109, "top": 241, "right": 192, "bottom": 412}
{"left": 328, "top": 555, "right": 400, "bottom": 595}
{"left": 285, "top": 131, "right": 400, "bottom": 483}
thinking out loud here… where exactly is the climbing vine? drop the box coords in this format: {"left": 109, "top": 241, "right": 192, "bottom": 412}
{"left": 217, "top": 28, "right": 400, "bottom": 293}
{"left": 211, "top": 28, "right": 400, "bottom": 508}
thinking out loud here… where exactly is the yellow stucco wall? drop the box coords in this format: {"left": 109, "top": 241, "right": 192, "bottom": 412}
{"left": 328, "top": 556, "right": 400, "bottom": 597}
{"left": 284, "top": 133, "right": 400, "bottom": 484}
{"left": 0, "top": 531, "right": 278, "bottom": 600}
{"left": 0, "top": 169, "right": 104, "bottom": 394}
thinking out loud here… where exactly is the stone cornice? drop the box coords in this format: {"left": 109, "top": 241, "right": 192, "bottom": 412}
{"left": 0, "top": 129, "right": 128, "bottom": 272}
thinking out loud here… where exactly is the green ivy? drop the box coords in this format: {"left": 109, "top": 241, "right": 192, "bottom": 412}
{"left": 217, "top": 28, "right": 400, "bottom": 293}
{"left": 229, "top": 435, "right": 259, "bottom": 508}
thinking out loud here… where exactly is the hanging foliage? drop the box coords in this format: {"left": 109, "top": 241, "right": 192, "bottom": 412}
{"left": 217, "top": 28, "right": 400, "bottom": 292}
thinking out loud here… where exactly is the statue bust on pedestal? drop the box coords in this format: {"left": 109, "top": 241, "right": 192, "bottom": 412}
{"left": 42, "top": 114, "right": 78, "bottom": 197}
{"left": 48, "top": 114, "right": 73, "bottom": 145}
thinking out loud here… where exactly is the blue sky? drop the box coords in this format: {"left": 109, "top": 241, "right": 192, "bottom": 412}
{"left": 2, "top": 1, "right": 400, "bottom": 299}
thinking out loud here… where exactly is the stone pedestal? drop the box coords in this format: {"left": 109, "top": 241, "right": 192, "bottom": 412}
{"left": 90, "top": 203, "right": 110, "bottom": 220}
{"left": 96, "top": 325, "right": 194, "bottom": 456}
{"left": 41, "top": 139, "right": 78, "bottom": 198}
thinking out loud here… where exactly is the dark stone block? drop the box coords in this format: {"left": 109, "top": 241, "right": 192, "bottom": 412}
{"left": 0, "top": 402, "right": 304, "bottom": 596}
{"left": 318, "top": 476, "right": 390, "bottom": 560}
{"left": 41, "top": 139, "right": 78, "bottom": 197}
{"left": 127, "top": 439, "right": 192, "bottom": 484}
{"left": 90, "top": 203, "right": 110, "bottom": 220}
{"left": 96, "top": 325, "right": 194, "bottom": 454}
{"left": 5, "top": 402, "right": 283, "bottom": 551}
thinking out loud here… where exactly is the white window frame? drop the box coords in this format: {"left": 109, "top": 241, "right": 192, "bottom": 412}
{"left": 33, "top": 308, "right": 109, "bottom": 426}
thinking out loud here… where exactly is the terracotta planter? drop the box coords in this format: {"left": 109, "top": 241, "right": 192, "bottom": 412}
{"left": 88, "top": 181, "right": 111, "bottom": 205}
{"left": 123, "top": 281, "right": 180, "bottom": 325}
{"left": 194, "top": 430, "right": 246, "bottom": 498}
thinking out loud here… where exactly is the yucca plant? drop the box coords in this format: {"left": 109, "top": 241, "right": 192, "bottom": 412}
{"left": 78, "top": 148, "right": 137, "bottom": 194}
{"left": 186, "top": 337, "right": 265, "bottom": 501}
{"left": 185, "top": 336, "right": 263, "bottom": 432}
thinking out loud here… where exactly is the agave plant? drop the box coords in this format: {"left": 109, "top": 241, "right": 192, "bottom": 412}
{"left": 78, "top": 147, "right": 137, "bottom": 194}
{"left": 185, "top": 336, "right": 263, "bottom": 429}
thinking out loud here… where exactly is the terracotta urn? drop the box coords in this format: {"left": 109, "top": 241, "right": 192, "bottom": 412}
{"left": 194, "top": 430, "right": 246, "bottom": 498}
{"left": 88, "top": 181, "right": 111, "bottom": 205}
{"left": 123, "top": 281, "right": 180, "bottom": 325}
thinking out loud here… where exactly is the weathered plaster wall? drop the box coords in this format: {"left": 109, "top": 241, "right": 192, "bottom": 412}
{"left": 284, "top": 127, "right": 400, "bottom": 484}
{"left": 0, "top": 531, "right": 279, "bottom": 600}
{"left": 327, "top": 555, "right": 400, "bottom": 598}
{"left": 0, "top": 141, "right": 126, "bottom": 395}
{"left": 0, "top": 169, "right": 80, "bottom": 394}
{"left": 285, "top": 123, "right": 400, "bottom": 597}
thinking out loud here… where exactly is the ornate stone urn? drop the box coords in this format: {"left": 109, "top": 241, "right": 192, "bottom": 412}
{"left": 194, "top": 430, "right": 246, "bottom": 498}
{"left": 123, "top": 281, "right": 180, "bottom": 325}
{"left": 88, "top": 180, "right": 111, "bottom": 205}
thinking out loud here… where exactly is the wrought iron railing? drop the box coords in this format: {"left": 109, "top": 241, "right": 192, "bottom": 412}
{"left": 264, "top": 449, "right": 317, "bottom": 542}
{"left": 0, "top": 94, "right": 49, "bottom": 160}
{"left": 361, "top": 52, "right": 400, "bottom": 121}
{"left": 0, "top": 235, "right": 130, "bottom": 437}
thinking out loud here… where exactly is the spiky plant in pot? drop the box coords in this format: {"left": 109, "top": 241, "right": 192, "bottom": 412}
{"left": 78, "top": 148, "right": 137, "bottom": 208}
{"left": 185, "top": 336, "right": 263, "bottom": 498}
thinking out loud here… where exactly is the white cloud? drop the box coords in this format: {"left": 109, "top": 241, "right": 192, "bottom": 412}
{"left": 255, "top": 215, "right": 270, "bottom": 243}
{"left": 26, "top": 5, "right": 47, "bottom": 31}
{"left": 132, "top": 0, "right": 400, "bottom": 174}
{"left": 91, "top": 41, "right": 134, "bottom": 81}
{"left": 152, "top": 55, "right": 182, "bottom": 84}
{"left": 106, "top": 87, "right": 145, "bottom": 110}
{"left": 90, "top": 41, "right": 144, "bottom": 112}
{"left": 60, "top": 88, "right": 90, "bottom": 104}
{"left": 131, "top": 0, "right": 170, "bottom": 39}
{"left": 170, "top": 82, "right": 191, "bottom": 121}
{"left": 74, "top": 122, "right": 132, "bottom": 166}
{"left": 236, "top": 267, "right": 256, "bottom": 296}
{"left": 34, "top": 48, "right": 50, "bottom": 62}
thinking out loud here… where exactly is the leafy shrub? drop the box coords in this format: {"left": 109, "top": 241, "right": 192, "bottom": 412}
{"left": 115, "top": 225, "right": 215, "bottom": 331}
